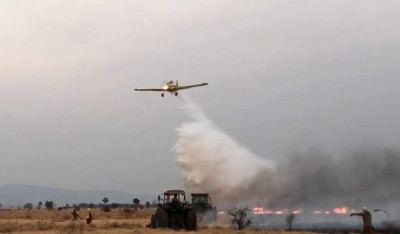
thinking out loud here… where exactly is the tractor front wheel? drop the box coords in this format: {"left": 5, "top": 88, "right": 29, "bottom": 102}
{"left": 155, "top": 208, "right": 168, "bottom": 228}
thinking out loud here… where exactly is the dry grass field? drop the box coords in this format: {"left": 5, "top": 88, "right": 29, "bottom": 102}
{"left": 0, "top": 208, "right": 320, "bottom": 234}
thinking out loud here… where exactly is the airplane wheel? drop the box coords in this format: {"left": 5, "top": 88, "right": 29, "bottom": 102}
{"left": 175, "top": 93, "right": 178, "bottom": 96}
{"left": 161, "top": 93, "right": 164, "bottom": 97}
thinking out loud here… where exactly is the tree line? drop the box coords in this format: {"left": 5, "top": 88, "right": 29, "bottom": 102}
{"left": 20, "top": 197, "right": 156, "bottom": 211}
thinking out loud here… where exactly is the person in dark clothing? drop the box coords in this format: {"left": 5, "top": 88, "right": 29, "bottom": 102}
{"left": 171, "top": 194, "right": 179, "bottom": 203}
{"left": 71, "top": 208, "right": 82, "bottom": 221}
{"left": 350, "top": 207, "right": 374, "bottom": 234}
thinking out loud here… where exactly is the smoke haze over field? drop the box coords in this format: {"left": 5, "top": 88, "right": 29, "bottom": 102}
{"left": 272, "top": 148, "right": 400, "bottom": 209}
{"left": 175, "top": 97, "right": 400, "bottom": 210}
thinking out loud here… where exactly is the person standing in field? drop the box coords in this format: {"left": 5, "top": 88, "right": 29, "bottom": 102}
{"left": 84, "top": 208, "right": 93, "bottom": 224}
{"left": 350, "top": 207, "right": 374, "bottom": 233}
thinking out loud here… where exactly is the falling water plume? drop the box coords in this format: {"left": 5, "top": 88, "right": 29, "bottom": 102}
{"left": 174, "top": 94, "right": 276, "bottom": 207}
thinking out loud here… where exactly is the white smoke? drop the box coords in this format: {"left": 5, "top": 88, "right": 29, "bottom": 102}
{"left": 174, "top": 95, "right": 275, "bottom": 207}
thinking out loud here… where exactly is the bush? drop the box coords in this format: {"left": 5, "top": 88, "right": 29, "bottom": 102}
{"left": 103, "top": 205, "right": 111, "bottom": 212}
{"left": 121, "top": 208, "right": 135, "bottom": 218}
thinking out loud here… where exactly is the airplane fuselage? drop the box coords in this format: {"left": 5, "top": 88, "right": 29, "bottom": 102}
{"left": 135, "top": 80, "right": 208, "bottom": 97}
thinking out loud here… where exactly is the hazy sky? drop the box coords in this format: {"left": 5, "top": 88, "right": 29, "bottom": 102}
{"left": 1, "top": 1, "right": 400, "bottom": 195}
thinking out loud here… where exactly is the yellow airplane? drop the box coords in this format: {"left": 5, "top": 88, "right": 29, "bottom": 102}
{"left": 135, "top": 80, "right": 208, "bottom": 97}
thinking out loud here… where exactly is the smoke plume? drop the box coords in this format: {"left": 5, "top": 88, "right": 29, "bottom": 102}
{"left": 272, "top": 148, "right": 400, "bottom": 209}
{"left": 174, "top": 97, "right": 400, "bottom": 211}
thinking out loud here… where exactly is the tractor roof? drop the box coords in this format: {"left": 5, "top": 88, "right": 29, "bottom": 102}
{"left": 191, "top": 193, "right": 209, "bottom": 196}
{"left": 164, "top": 189, "right": 185, "bottom": 195}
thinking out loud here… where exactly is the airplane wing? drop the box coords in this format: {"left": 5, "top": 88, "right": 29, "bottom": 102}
{"left": 175, "top": 83, "right": 209, "bottom": 90}
{"left": 134, "top": 88, "right": 165, "bottom": 91}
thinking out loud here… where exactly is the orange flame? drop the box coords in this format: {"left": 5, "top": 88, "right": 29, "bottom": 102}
{"left": 252, "top": 207, "right": 303, "bottom": 215}
{"left": 333, "top": 206, "right": 349, "bottom": 214}
{"left": 253, "top": 206, "right": 350, "bottom": 215}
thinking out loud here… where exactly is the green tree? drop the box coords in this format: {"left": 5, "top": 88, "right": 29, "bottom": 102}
{"left": 78, "top": 203, "right": 88, "bottom": 208}
{"left": 44, "top": 201, "right": 54, "bottom": 210}
{"left": 133, "top": 198, "right": 140, "bottom": 210}
{"left": 111, "top": 203, "right": 119, "bottom": 209}
{"left": 24, "top": 203, "right": 33, "bottom": 210}
{"left": 102, "top": 197, "right": 110, "bottom": 212}
{"left": 133, "top": 198, "right": 140, "bottom": 205}
{"left": 37, "top": 201, "right": 43, "bottom": 209}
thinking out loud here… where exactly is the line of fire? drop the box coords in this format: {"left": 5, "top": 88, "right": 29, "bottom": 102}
{"left": 217, "top": 206, "right": 353, "bottom": 215}
{"left": 252, "top": 206, "right": 352, "bottom": 215}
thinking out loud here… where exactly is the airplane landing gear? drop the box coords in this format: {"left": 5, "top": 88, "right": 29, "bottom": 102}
{"left": 161, "top": 93, "right": 164, "bottom": 97}
{"left": 175, "top": 92, "right": 178, "bottom": 96}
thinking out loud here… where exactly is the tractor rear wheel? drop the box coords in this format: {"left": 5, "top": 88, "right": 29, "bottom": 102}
{"left": 184, "top": 209, "right": 197, "bottom": 231}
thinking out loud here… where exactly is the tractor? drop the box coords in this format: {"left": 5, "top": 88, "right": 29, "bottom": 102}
{"left": 149, "top": 190, "right": 197, "bottom": 230}
{"left": 191, "top": 193, "right": 217, "bottom": 224}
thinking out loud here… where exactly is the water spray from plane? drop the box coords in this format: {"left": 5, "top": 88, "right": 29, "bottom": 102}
{"left": 174, "top": 94, "right": 276, "bottom": 207}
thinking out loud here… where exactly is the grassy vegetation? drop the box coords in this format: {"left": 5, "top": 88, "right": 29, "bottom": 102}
{"left": 0, "top": 208, "right": 320, "bottom": 234}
